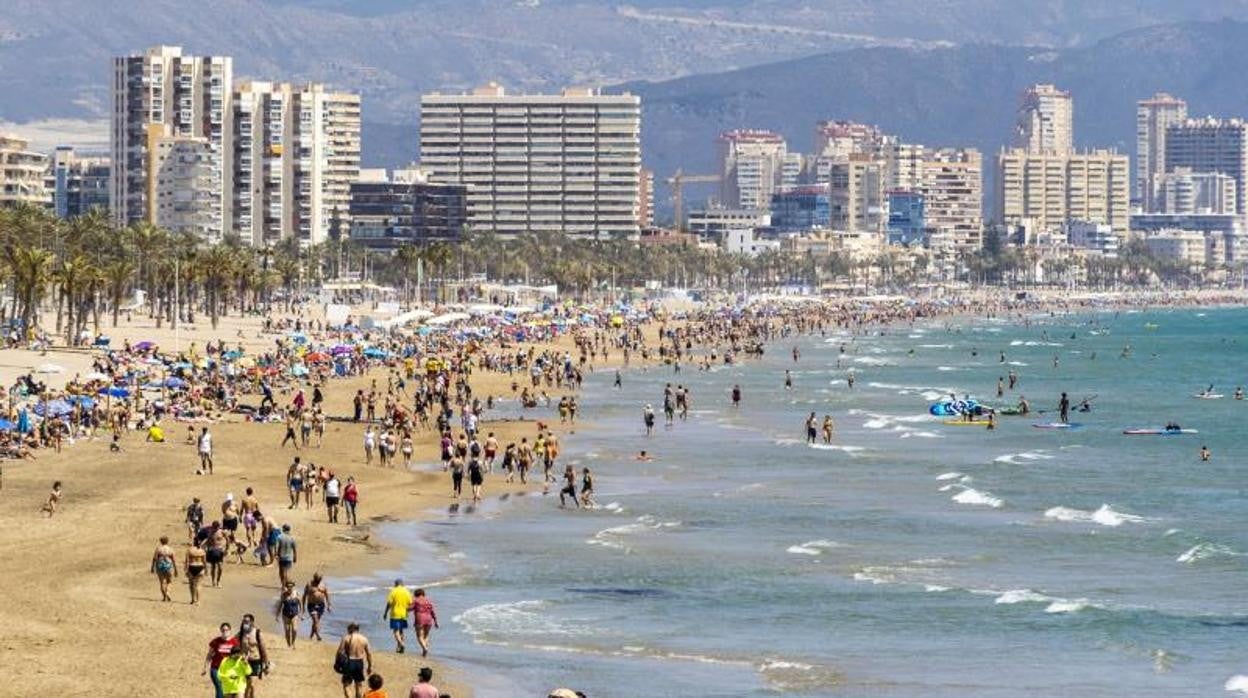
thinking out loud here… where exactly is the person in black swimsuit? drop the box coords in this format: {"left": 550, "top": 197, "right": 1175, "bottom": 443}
{"left": 559, "top": 464, "right": 579, "bottom": 508}
{"left": 275, "top": 581, "right": 303, "bottom": 648}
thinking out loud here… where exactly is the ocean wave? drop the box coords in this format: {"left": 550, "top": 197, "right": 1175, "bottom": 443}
{"left": 758, "top": 659, "right": 845, "bottom": 692}
{"left": 1045, "top": 599, "right": 1092, "bottom": 614}
{"left": 809, "top": 443, "right": 866, "bottom": 453}
{"left": 951, "top": 486, "right": 1004, "bottom": 508}
{"left": 899, "top": 430, "right": 943, "bottom": 439}
{"left": 852, "top": 356, "right": 891, "bottom": 366}
{"left": 919, "top": 343, "right": 953, "bottom": 349}
{"left": 1007, "top": 360, "right": 1028, "bottom": 366}
{"left": 994, "top": 450, "right": 1054, "bottom": 465}
{"left": 454, "top": 599, "right": 593, "bottom": 640}
{"left": 1009, "top": 340, "right": 1064, "bottom": 347}
{"left": 586, "top": 515, "right": 681, "bottom": 551}
{"left": 936, "top": 472, "right": 964, "bottom": 480}
{"left": 995, "top": 589, "right": 1053, "bottom": 605}
{"left": 1044, "top": 504, "right": 1148, "bottom": 527}
{"left": 1177, "top": 542, "right": 1245, "bottom": 564}
{"left": 787, "top": 539, "right": 842, "bottom": 556}
{"left": 937, "top": 366, "right": 959, "bottom": 371}
{"left": 1226, "top": 675, "right": 1248, "bottom": 694}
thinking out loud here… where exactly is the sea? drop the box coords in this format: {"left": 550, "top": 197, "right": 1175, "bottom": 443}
{"left": 330, "top": 306, "right": 1248, "bottom": 697}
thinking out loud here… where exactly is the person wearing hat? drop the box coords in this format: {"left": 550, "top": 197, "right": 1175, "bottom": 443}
{"left": 382, "top": 578, "right": 412, "bottom": 653}
{"left": 409, "top": 667, "right": 439, "bottom": 698}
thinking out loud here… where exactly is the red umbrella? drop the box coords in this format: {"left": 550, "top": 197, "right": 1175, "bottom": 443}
{"left": 305, "top": 351, "right": 330, "bottom": 363}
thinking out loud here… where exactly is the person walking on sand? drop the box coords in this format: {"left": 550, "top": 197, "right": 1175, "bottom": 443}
{"left": 276, "top": 581, "right": 302, "bottom": 648}
{"left": 218, "top": 644, "right": 252, "bottom": 698}
{"left": 325, "top": 471, "right": 341, "bottom": 523}
{"left": 409, "top": 666, "right": 439, "bottom": 698}
{"left": 468, "top": 456, "right": 484, "bottom": 503}
{"left": 338, "top": 623, "right": 373, "bottom": 698}
{"left": 276, "top": 524, "right": 297, "bottom": 587}
{"left": 186, "top": 540, "right": 206, "bottom": 605}
{"left": 40, "top": 480, "right": 62, "bottom": 517}
{"left": 198, "top": 426, "right": 214, "bottom": 474}
{"left": 204, "top": 622, "right": 237, "bottom": 698}
{"left": 382, "top": 579, "right": 413, "bottom": 653}
{"left": 151, "top": 535, "right": 178, "bottom": 602}
{"left": 343, "top": 476, "right": 360, "bottom": 526}
{"left": 304, "top": 572, "right": 332, "bottom": 641}
{"left": 410, "top": 588, "right": 439, "bottom": 658}
{"left": 236, "top": 613, "right": 268, "bottom": 698}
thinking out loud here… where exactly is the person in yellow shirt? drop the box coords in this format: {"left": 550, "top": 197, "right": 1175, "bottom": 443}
{"left": 217, "top": 645, "right": 252, "bottom": 698}
{"left": 364, "top": 673, "right": 388, "bottom": 698}
{"left": 381, "top": 578, "right": 413, "bottom": 653}
{"left": 145, "top": 424, "right": 165, "bottom": 443}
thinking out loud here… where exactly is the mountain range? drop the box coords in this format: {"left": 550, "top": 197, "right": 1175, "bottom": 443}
{"left": 7, "top": 4, "right": 1248, "bottom": 218}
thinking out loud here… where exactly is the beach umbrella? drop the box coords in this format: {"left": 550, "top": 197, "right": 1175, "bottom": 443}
{"left": 222, "top": 350, "right": 243, "bottom": 361}
{"left": 363, "top": 347, "right": 388, "bottom": 359}
{"left": 99, "top": 386, "right": 130, "bottom": 398}
{"left": 35, "top": 363, "right": 65, "bottom": 374}
{"left": 69, "top": 395, "right": 95, "bottom": 409}
{"left": 330, "top": 345, "right": 354, "bottom": 355}
{"left": 133, "top": 340, "right": 155, "bottom": 351}
{"left": 305, "top": 351, "right": 330, "bottom": 363}
{"left": 164, "top": 377, "right": 188, "bottom": 389}
{"left": 290, "top": 365, "right": 309, "bottom": 377}
{"left": 83, "top": 371, "right": 110, "bottom": 382}
{"left": 289, "top": 332, "right": 308, "bottom": 344}
{"left": 236, "top": 357, "right": 256, "bottom": 368}
{"left": 0, "top": 418, "right": 15, "bottom": 431}
{"left": 34, "top": 399, "right": 73, "bottom": 418}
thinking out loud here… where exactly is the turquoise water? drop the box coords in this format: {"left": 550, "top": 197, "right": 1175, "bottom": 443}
{"left": 345, "top": 307, "right": 1248, "bottom": 696}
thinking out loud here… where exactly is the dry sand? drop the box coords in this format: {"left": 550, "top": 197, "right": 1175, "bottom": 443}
{"left": 0, "top": 310, "right": 618, "bottom": 697}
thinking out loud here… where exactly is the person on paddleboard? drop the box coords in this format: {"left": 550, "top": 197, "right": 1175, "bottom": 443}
{"left": 1058, "top": 392, "right": 1070, "bottom": 423}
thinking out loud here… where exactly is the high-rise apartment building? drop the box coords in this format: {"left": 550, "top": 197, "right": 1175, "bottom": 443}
{"left": 1164, "top": 117, "right": 1248, "bottom": 217}
{"left": 419, "top": 83, "right": 641, "bottom": 239}
{"left": 719, "top": 129, "right": 790, "bottom": 210}
{"left": 49, "top": 147, "right": 110, "bottom": 218}
{"left": 1015, "top": 84, "right": 1073, "bottom": 155}
{"left": 814, "top": 121, "right": 885, "bottom": 160}
{"left": 1157, "top": 168, "right": 1237, "bottom": 215}
{"left": 349, "top": 167, "right": 469, "bottom": 248}
{"left": 1136, "top": 92, "right": 1187, "bottom": 210}
{"left": 922, "top": 149, "right": 983, "bottom": 249}
{"left": 827, "top": 155, "right": 886, "bottom": 234}
{"left": 152, "top": 136, "right": 223, "bottom": 242}
{"left": 111, "top": 46, "right": 232, "bottom": 237}
{"left": 0, "top": 135, "right": 50, "bottom": 207}
{"left": 637, "top": 168, "right": 654, "bottom": 229}
{"left": 234, "top": 81, "right": 360, "bottom": 246}
{"left": 996, "top": 148, "right": 1130, "bottom": 237}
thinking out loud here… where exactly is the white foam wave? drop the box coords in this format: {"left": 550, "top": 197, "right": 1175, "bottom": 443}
{"left": 995, "top": 589, "right": 1052, "bottom": 605}
{"left": 919, "top": 344, "right": 953, "bottom": 349}
{"left": 900, "top": 430, "right": 943, "bottom": 439}
{"left": 587, "top": 515, "right": 682, "bottom": 551}
{"left": 809, "top": 443, "right": 865, "bottom": 453}
{"left": 1177, "top": 542, "right": 1244, "bottom": 564}
{"left": 936, "top": 471, "right": 964, "bottom": 480}
{"left": 937, "top": 366, "right": 958, "bottom": 371}
{"left": 1045, "top": 599, "right": 1092, "bottom": 614}
{"left": 1044, "top": 504, "right": 1147, "bottom": 527}
{"left": 1007, "top": 361, "right": 1028, "bottom": 366}
{"left": 852, "top": 356, "right": 890, "bottom": 365}
{"left": 952, "top": 487, "right": 1004, "bottom": 508}
{"left": 787, "top": 539, "right": 842, "bottom": 556}
{"left": 1226, "top": 675, "right": 1248, "bottom": 693}
{"left": 455, "top": 599, "right": 591, "bottom": 639}
{"left": 994, "top": 450, "right": 1054, "bottom": 465}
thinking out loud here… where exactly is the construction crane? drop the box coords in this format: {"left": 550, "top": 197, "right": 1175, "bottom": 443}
{"left": 666, "top": 168, "right": 720, "bottom": 232}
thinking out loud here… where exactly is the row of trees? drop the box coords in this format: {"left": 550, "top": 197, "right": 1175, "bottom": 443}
{"left": 0, "top": 201, "right": 1230, "bottom": 344}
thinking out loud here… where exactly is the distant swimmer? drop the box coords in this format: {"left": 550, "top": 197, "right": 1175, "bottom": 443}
{"left": 805, "top": 412, "right": 818, "bottom": 444}
{"left": 731, "top": 384, "right": 742, "bottom": 407}
{"left": 1200, "top": 445, "right": 1211, "bottom": 462}
{"left": 613, "top": 370, "right": 622, "bottom": 389}
{"left": 1058, "top": 392, "right": 1070, "bottom": 424}
{"left": 1017, "top": 396, "right": 1030, "bottom": 415}
{"left": 986, "top": 412, "right": 996, "bottom": 431}
{"left": 846, "top": 372, "right": 855, "bottom": 390}
{"left": 636, "top": 450, "right": 654, "bottom": 462}
{"left": 1008, "top": 370, "right": 1018, "bottom": 390}
{"left": 1052, "top": 354, "right": 1060, "bottom": 369}
{"left": 999, "top": 351, "right": 1006, "bottom": 364}
{"left": 1236, "top": 387, "right": 1244, "bottom": 400}
{"left": 821, "top": 415, "right": 835, "bottom": 443}
{"left": 792, "top": 347, "right": 800, "bottom": 362}
{"left": 784, "top": 370, "right": 793, "bottom": 390}
{"left": 997, "top": 377, "right": 1004, "bottom": 398}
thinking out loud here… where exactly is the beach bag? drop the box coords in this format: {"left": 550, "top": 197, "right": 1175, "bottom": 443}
{"left": 333, "top": 646, "right": 348, "bottom": 674}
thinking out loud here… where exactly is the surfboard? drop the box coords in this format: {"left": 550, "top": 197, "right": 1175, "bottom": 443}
{"left": 1192, "top": 394, "right": 1224, "bottom": 399}
{"left": 1123, "top": 428, "right": 1198, "bottom": 435}
{"left": 1032, "top": 422, "right": 1081, "bottom": 429}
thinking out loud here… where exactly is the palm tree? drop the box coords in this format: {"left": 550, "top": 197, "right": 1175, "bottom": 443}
{"left": 422, "top": 242, "right": 454, "bottom": 302}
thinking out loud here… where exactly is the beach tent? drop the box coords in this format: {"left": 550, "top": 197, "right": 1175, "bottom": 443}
{"left": 99, "top": 386, "right": 130, "bottom": 398}
{"left": 426, "top": 312, "right": 471, "bottom": 326}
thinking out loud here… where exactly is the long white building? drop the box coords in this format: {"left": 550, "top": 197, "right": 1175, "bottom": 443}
{"left": 419, "top": 83, "right": 641, "bottom": 239}
{"left": 111, "top": 46, "right": 232, "bottom": 236}
{"left": 234, "top": 81, "right": 360, "bottom": 246}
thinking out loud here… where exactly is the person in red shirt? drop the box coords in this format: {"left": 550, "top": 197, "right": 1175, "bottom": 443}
{"left": 343, "top": 476, "right": 359, "bottom": 526}
{"left": 409, "top": 588, "right": 439, "bottom": 658}
{"left": 203, "top": 622, "right": 237, "bottom": 698}
{"left": 409, "top": 667, "right": 438, "bottom": 698}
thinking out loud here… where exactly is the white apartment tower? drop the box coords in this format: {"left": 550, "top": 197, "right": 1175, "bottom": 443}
{"left": 111, "top": 46, "right": 232, "bottom": 238}
{"left": 827, "top": 155, "right": 886, "bottom": 235}
{"left": 0, "top": 135, "right": 50, "bottom": 207}
{"left": 1015, "top": 84, "right": 1073, "bottom": 156}
{"left": 1136, "top": 92, "right": 1187, "bottom": 210}
{"left": 719, "top": 129, "right": 791, "bottom": 210}
{"left": 922, "top": 149, "right": 984, "bottom": 250}
{"left": 996, "top": 148, "right": 1131, "bottom": 237}
{"left": 419, "top": 83, "right": 641, "bottom": 238}
{"left": 234, "top": 81, "right": 361, "bottom": 246}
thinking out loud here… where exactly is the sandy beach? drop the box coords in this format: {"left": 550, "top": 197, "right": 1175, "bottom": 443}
{"left": 0, "top": 309, "right": 611, "bottom": 697}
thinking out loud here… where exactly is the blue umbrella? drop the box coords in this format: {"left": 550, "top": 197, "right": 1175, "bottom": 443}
{"left": 69, "top": 396, "right": 95, "bottom": 409}
{"left": 290, "top": 365, "right": 309, "bottom": 377}
{"left": 0, "top": 418, "right": 15, "bottom": 431}
{"left": 99, "top": 386, "right": 130, "bottom": 398}
{"left": 34, "top": 399, "right": 73, "bottom": 418}
{"left": 363, "top": 347, "right": 388, "bottom": 359}
{"left": 164, "top": 377, "right": 188, "bottom": 389}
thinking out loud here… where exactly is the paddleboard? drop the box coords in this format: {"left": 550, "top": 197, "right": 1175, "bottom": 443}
{"left": 1032, "top": 422, "right": 1081, "bottom": 429}
{"left": 1123, "top": 428, "right": 1198, "bottom": 435}
{"left": 1192, "top": 394, "right": 1224, "bottom": 399}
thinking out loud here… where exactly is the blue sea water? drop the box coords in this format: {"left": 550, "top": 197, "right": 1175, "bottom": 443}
{"left": 336, "top": 307, "right": 1248, "bottom": 696}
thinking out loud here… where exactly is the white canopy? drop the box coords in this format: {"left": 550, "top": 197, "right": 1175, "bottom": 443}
{"left": 425, "top": 312, "right": 471, "bottom": 326}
